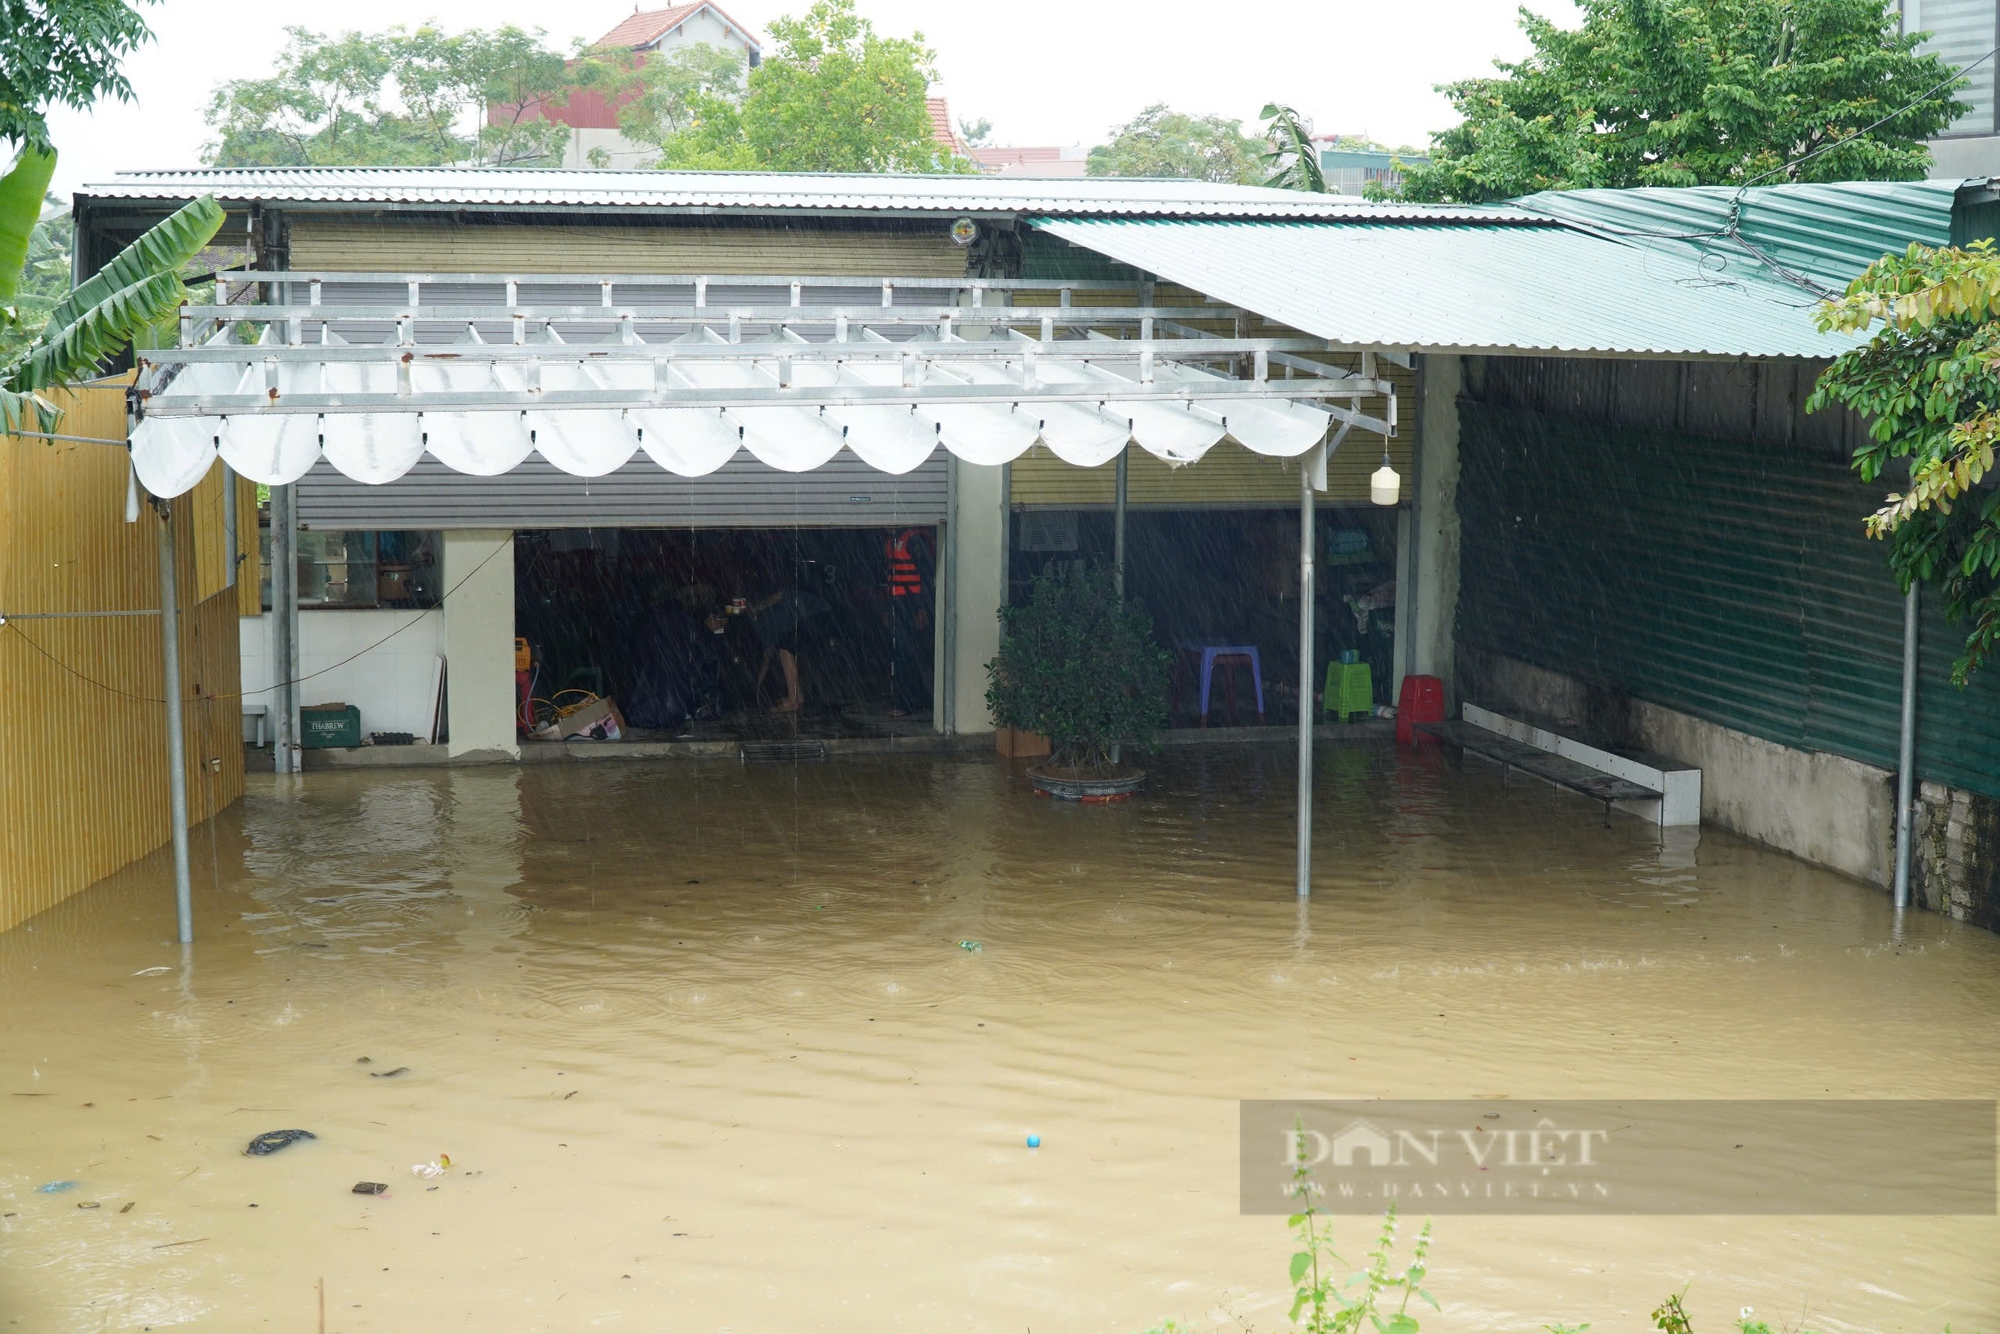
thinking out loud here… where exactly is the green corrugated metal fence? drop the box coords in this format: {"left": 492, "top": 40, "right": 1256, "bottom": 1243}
{"left": 1456, "top": 399, "right": 2000, "bottom": 799}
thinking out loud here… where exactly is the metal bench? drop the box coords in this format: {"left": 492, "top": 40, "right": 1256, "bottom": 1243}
{"left": 1415, "top": 719, "right": 1661, "bottom": 825}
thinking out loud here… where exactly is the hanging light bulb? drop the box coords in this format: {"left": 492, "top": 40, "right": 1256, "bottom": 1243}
{"left": 1370, "top": 448, "right": 1401, "bottom": 506}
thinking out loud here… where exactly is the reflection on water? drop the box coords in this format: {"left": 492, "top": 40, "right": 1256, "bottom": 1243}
{"left": 2, "top": 745, "right": 1995, "bottom": 1332}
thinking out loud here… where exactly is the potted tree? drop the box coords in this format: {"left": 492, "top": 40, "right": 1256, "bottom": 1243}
{"left": 986, "top": 565, "right": 1169, "bottom": 801}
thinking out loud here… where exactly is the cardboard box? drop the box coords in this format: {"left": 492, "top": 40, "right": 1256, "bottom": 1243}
{"left": 533, "top": 696, "right": 626, "bottom": 742}
{"left": 995, "top": 727, "right": 1052, "bottom": 759}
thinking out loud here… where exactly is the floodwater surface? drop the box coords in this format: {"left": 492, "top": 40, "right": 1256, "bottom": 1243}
{"left": 1, "top": 744, "right": 1996, "bottom": 1333}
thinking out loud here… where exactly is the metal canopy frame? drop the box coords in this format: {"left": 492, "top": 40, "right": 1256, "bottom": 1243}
{"left": 134, "top": 271, "right": 1395, "bottom": 431}
{"left": 132, "top": 270, "right": 1403, "bottom": 920}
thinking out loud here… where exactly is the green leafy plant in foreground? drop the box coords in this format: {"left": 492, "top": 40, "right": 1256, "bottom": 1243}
{"left": 1284, "top": 1120, "right": 1437, "bottom": 1334}
{"left": 0, "top": 190, "right": 222, "bottom": 434}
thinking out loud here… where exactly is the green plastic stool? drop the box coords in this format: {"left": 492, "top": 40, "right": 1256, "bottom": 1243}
{"left": 1324, "top": 660, "right": 1374, "bottom": 722}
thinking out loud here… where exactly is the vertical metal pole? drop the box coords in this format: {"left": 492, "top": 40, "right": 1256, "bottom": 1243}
{"left": 1297, "top": 450, "right": 1317, "bottom": 898}
{"left": 1893, "top": 583, "right": 1919, "bottom": 910}
{"left": 271, "top": 483, "right": 299, "bottom": 773}
{"left": 158, "top": 503, "right": 194, "bottom": 944}
{"left": 221, "top": 465, "right": 238, "bottom": 588}
{"left": 1113, "top": 445, "right": 1128, "bottom": 598}
{"left": 1111, "top": 446, "right": 1129, "bottom": 764}
{"left": 940, "top": 456, "right": 957, "bottom": 735}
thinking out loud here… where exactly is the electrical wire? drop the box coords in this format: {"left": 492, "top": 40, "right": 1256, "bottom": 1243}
{"left": 0, "top": 529, "right": 514, "bottom": 706}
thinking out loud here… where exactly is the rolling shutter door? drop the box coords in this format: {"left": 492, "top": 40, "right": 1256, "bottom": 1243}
{"left": 297, "top": 453, "right": 948, "bottom": 530}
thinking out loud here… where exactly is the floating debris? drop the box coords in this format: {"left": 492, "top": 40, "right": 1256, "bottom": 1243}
{"left": 119, "top": 1202, "right": 135, "bottom": 1214}
{"left": 76, "top": 1201, "right": 100, "bottom": 1210}
{"left": 410, "top": 1154, "right": 451, "bottom": 1179}
{"left": 369, "top": 1068, "right": 410, "bottom": 1079}
{"left": 245, "top": 1130, "right": 316, "bottom": 1156}
{"left": 35, "top": 1181, "right": 79, "bottom": 1194}
{"left": 351, "top": 1182, "right": 388, "bottom": 1195}
{"left": 957, "top": 940, "right": 982, "bottom": 953}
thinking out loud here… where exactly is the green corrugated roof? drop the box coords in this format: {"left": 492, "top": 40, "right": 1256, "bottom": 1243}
{"left": 1503, "top": 179, "right": 1968, "bottom": 294}
{"left": 1033, "top": 180, "right": 1985, "bottom": 359}
{"left": 1032, "top": 215, "right": 1859, "bottom": 359}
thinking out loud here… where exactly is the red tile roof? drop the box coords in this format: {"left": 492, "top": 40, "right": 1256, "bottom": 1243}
{"left": 594, "top": 2, "right": 760, "bottom": 52}
{"left": 927, "top": 96, "right": 965, "bottom": 154}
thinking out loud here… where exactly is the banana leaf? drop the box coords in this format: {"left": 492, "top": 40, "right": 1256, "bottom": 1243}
{"left": 0, "top": 148, "right": 59, "bottom": 308}
{"left": 3, "top": 193, "right": 223, "bottom": 435}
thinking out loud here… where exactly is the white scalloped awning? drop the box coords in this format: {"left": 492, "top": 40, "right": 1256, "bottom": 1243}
{"left": 130, "top": 328, "right": 1339, "bottom": 498}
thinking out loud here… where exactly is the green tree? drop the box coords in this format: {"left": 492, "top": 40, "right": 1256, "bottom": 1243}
{"left": 1810, "top": 242, "right": 2000, "bottom": 684}
{"left": 600, "top": 44, "right": 752, "bottom": 168}
{"left": 204, "top": 23, "right": 575, "bottom": 167}
{"left": 1, "top": 0, "right": 156, "bottom": 152}
{"left": 631, "top": 0, "right": 967, "bottom": 173}
{"left": 1394, "top": 0, "right": 1965, "bottom": 203}
{"left": 1087, "top": 104, "right": 1264, "bottom": 184}
{"left": 744, "top": 0, "right": 956, "bottom": 172}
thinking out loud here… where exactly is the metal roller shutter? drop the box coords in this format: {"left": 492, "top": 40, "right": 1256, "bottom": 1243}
{"left": 296, "top": 452, "right": 950, "bottom": 530}
{"left": 1456, "top": 382, "right": 2000, "bottom": 800}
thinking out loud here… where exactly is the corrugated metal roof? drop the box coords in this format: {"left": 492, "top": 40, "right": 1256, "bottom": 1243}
{"left": 1503, "top": 179, "right": 1968, "bottom": 294}
{"left": 77, "top": 167, "right": 1516, "bottom": 221}
{"left": 1031, "top": 216, "right": 1857, "bottom": 359}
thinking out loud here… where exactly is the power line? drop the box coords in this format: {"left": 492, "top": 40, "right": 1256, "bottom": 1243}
{"left": 0, "top": 530, "right": 512, "bottom": 706}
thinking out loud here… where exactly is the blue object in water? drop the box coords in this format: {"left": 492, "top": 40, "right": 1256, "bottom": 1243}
{"left": 1026, "top": 1135, "right": 1041, "bottom": 1149}
{"left": 36, "top": 1180, "right": 80, "bottom": 1193}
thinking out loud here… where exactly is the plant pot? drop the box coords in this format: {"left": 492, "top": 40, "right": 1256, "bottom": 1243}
{"left": 1026, "top": 764, "right": 1146, "bottom": 803}
{"left": 995, "top": 727, "right": 1052, "bottom": 759}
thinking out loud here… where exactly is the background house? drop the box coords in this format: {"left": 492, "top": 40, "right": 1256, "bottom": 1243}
{"left": 1902, "top": 0, "right": 2000, "bottom": 176}
{"left": 537, "top": 4, "right": 765, "bottom": 169}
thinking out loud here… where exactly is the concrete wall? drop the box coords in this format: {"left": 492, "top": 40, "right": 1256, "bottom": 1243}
{"left": 442, "top": 531, "right": 518, "bottom": 760}
{"left": 1462, "top": 648, "right": 1897, "bottom": 887}
{"left": 241, "top": 608, "right": 445, "bottom": 741}
{"left": 1409, "top": 354, "right": 1462, "bottom": 705}
{"left": 1928, "top": 135, "right": 2000, "bottom": 179}
{"left": 946, "top": 460, "right": 1007, "bottom": 733}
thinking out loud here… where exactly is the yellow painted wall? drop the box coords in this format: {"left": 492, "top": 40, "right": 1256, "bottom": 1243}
{"left": 1007, "top": 287, "right": 1417, "bottom": 508}
{"left": 290, "top": 217, "right": 970, "bottom": 277}
{"left": 0, "top": 382, "right": 245, "bottom": 933}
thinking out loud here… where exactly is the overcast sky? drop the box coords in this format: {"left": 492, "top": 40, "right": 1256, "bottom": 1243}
{"left": 45, "top": 0, "right": 1579, "bottom": 198}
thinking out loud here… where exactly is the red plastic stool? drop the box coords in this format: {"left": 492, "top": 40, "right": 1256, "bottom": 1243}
{"left": 1396, "top": 674, "right": 1445, "bottom": 744}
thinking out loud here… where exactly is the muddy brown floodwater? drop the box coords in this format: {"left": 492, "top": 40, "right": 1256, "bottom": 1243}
{"left": 2, "top": 744, "right": 1996, "bottom": 1333}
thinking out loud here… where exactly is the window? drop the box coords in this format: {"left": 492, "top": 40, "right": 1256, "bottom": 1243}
{"left": 1905, "top": 0, "right": 1999, "bottom": 136}
{"left": 260, "top": 528, "right": 442, "bottom": 611}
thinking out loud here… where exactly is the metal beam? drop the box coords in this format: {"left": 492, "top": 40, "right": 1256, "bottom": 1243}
{"left": 205, "top": 270, "right": 1192, "bottom": 292}
{"left": 147, "top": 336, "right": 1344, "bottom": 364}
{"left": 181, "top": 303, "right": 1257, "bottom": 326}
{"left": 138, "top": 380, "right": 1380, "bottom": 417}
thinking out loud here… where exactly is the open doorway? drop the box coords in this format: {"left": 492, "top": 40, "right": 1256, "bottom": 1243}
{"left": 513, "top": 526, "right": 937, "bottom": 742}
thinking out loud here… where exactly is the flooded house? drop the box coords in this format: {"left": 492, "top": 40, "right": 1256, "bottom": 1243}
{"left": 7, "top": 169, "right": 1999, "bottom": 1332}
{"left": 43, "top": 169, "right": 1999, "bottom": 931}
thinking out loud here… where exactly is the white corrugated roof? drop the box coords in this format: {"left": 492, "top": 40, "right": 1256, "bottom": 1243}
{"left": 79, "top": 167, "right": 1519, "bottom": 222}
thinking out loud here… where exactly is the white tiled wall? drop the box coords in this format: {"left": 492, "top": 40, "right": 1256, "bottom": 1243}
{"left": 241, "top": 608, "right": 447, "bottom": 741}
